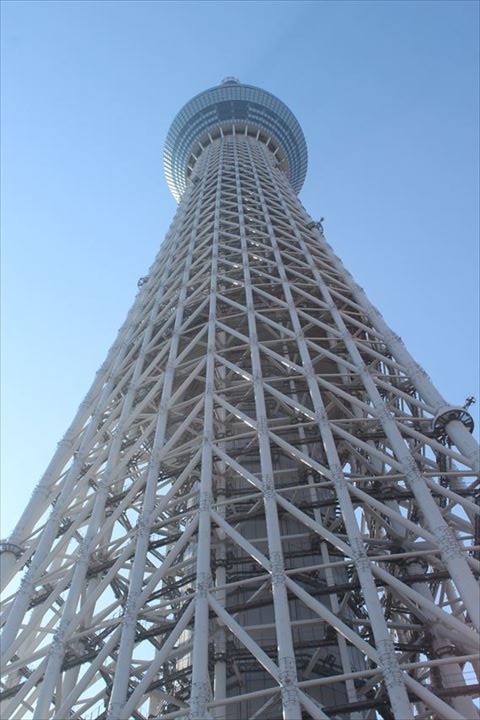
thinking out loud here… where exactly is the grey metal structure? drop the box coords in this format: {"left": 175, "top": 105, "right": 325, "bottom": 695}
{"left": 1, "top": 78, "right": 479, "bottom": 720}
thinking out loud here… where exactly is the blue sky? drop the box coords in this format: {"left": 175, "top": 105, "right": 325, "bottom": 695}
{"left": 1, "top": 0, "right": 479, "bottom": 537}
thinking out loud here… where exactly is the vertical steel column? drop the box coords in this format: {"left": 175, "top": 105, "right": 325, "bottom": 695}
{"left": 213, "top": 328, "right": 228, "bottom": 717}
{"left": 189, "top": 140, "right": 223, "bottom": 720}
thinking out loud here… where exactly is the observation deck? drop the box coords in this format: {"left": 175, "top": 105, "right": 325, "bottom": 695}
{"left": 164, "top": 78, "right": 308, "bottom": 202}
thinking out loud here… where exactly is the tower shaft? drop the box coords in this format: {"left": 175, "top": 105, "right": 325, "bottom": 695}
{"left": 1, "top": 83, "right": 479, "bottom": 720}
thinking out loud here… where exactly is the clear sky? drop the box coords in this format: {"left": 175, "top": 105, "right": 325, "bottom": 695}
{"left": 1, "top": 0, "right": 479, "bottom": 538}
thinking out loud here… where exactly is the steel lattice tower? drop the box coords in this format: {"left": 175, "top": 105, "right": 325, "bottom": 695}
{"left": 1, "top": 79, "right": 479, "bottom": 720}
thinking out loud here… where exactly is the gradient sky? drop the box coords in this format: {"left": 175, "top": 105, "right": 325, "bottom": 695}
{"left": 1, "top": 0, "right": 479, "bottom": 538}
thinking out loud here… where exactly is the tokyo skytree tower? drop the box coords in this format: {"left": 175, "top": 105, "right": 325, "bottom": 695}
{"left": 1, "top": 78, "right": 479, "bottom": 720}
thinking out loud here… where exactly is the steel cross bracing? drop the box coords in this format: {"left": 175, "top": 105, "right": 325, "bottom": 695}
{"left": 1, "top": 131, "right": 479, "bottom": 720}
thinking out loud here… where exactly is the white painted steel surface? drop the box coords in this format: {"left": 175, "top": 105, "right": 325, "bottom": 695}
{"left": 1, "top": 83, "right": 479, "bottom": 720}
